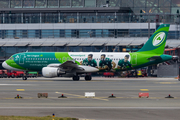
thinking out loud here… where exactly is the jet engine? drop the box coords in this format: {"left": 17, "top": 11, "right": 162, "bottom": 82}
{"left": 42, "top": 67, "right": 65, "bottom": 78}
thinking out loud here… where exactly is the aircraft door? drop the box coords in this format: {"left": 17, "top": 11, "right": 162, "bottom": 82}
{"left": 19, "top": 54, "right": 25, "bottom": 64}
{"left": 131, "top": 54, "right": 137, "bottom": 65}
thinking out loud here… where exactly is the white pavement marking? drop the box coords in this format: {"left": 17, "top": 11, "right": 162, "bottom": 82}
{"left": 0, "top": 107, "right": 180, "bottom": 109}
{"left": 0, "top": 84, "right": 33, "bottom": 86}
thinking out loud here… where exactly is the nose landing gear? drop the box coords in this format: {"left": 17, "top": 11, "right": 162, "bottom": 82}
{"left": 22, "top": 71, "right": 28, "bottom": 80}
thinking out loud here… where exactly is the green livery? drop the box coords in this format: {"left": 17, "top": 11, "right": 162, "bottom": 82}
{"left": 2, "top": 24, "right": 173, "bottom": 81}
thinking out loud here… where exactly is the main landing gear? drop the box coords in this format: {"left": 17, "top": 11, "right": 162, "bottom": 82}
{"left": 85, "top": 75, "right": 92, "bottom": 81}
{"left": 72, "top": 75, "right": 80, "bottom": 81}
{"left": 72, "top": 75, "right": 92, "bottom": 81}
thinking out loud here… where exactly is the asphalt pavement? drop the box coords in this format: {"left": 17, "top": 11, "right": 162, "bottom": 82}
{"left": 0, "top": 77, "right": 180, "bottom": 120}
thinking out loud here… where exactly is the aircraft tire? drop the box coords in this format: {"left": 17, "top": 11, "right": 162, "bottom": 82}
{"left": 73, "top": 76, "right": 80, "bottom": 81}
{"left": 11, "top": 75, "right": 15, "bottom": 78}
{"left": 85, "top": 75, "right": 92, "bottom": 81}
{"left": 22, "top": 76, "right": 27, "bottom": 80}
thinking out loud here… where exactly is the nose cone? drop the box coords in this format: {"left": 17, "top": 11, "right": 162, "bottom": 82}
{"left": 2, "top": 61, "right": 7, "bottom": 69}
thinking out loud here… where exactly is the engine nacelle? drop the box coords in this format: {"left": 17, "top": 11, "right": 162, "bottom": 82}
{"left": 42, "top": 67, "right": 65, "bottom": 78}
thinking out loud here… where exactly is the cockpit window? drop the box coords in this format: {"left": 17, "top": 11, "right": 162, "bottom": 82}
{"left": 9, "top": 56, "right": 14, "bottom": 60}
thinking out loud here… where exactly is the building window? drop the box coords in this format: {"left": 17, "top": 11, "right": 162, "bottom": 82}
{"left": 5, "top": 30, "right": 14, "bottom": 38}
{"left": 23, "top": 0, "right": 34, "bottom": 8}
{"left": 72, "top": 0, "right": 83, "bottom": 8}
{"left": 0, "top": 0, "right": 9, "bottom": 8}
{"left": 117, "top": 29, "right": 129, "bottom": 37}
{"left": 60, "top": 0, "right": 71, "bottom": 8}
{"left": 42, "top": 30, "right": 54, "bottom": 38}
{"left": 4, "top": 13, "right": 21, "bottom": 23}
{"left": 23, "top": 13, "right": 40, "bottom": 23}
{"left": 85, "top": 0, "right": 96, "bottom": 7}
{"left": 28, "top": 30, "right": 40, "bottom": 38}
{"left": 103, "top": 29, "right": 115, "bottom": 37}
{"left": 54, "top": 30, "right": 60, "bottom": 38}
{"left": 48, "top": 0, "right": 58, "bottom": 8}
{"left": 42, "top": 13, "right": 58, "bottom": 23}
{"left": 11, "top": 0, "right": 22, "bottom": 8}
{"left": 129, "top": 29, "right": 141, "bottom": 37}
{"left": 109, "top": 0, "right": 120, "bottom": 7}
{"left": 35, "top": 0, "right": 46, "bottom": 8}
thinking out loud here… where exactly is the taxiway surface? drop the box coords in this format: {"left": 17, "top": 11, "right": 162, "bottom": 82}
{"left": 0, "top": 77, "right": 180, "bottom": 120}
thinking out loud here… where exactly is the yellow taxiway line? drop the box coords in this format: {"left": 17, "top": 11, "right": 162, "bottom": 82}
{"left": 16, "top": 89, "right": 25, "bottom": 91}
{"left": 140, "top": 89, "right": 149, "bottom": 91}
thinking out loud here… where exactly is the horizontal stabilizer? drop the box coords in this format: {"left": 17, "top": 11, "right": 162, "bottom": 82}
{"left": 148, "top": 56, "right": 162, "bottom": 61}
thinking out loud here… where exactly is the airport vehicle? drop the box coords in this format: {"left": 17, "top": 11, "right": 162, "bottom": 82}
{"left": 0, "top": 70, "right": 8, "bottom": 78}
{"left": 7, "top": 71, "right": 24, "bottom": 78}
{"left": 103, "top": 72, "right": 115, "bottom": 77}
{"left": 2, "top": 24, "right": 173, "bottom": 81}
{"left": 27, "top": 72, "right": 38, "bottom": 78}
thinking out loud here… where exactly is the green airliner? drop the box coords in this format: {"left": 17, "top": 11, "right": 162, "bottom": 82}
{"left": 2, "top": 24, "right": 173, "bottom": 81}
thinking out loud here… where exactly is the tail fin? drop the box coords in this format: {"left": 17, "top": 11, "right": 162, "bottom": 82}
{"left": 138, "top": 24, "right": 170, "bottom": 54}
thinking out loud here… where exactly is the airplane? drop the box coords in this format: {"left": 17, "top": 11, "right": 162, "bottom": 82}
{"left": 2, "top": 24, "right": 173, "bottom": 81}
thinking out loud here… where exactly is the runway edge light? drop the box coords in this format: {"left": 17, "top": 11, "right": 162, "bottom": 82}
{"left": 52, "top": 113, "right": 55, "bottom": 117}
{"left": 14, "top": 94, "right": 23, "bottom": 99}
{"left": 165, "top": 94, "right": 174, "bottom": 98}
{"left": 108, "top": 94, "right": 116, "bottom": 98}
{"left": 58, "top": 94, "right": 67, "bottom": 98}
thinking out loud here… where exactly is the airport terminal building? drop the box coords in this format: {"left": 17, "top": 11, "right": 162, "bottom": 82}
{"left": 0, "top": 0, "right": 180, "bottom": 62}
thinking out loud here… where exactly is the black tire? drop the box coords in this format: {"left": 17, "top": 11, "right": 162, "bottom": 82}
{"left": 22, "top": 76, "right": 27, "bottom": 80}
{"left": 85, "top": 75, "right": 92, "bottom": 81}
{"left": 11, "top": 75, "right": 15, "bottom": 78}
{"left": 73, "top": 76, "right": 80, "bottom": 81}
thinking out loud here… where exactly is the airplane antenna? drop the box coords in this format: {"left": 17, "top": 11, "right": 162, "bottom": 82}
{"left": 26, "top": 50, "right": 28, "bottom": 52}
{"left": 100, "top": 50, "right": 102, "bottom": 52}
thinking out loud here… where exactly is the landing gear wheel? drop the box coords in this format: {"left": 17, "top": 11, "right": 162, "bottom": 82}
{"left": 11, "top": 75, "right": 15, "bottom": 78}
{"left": 22, "top": 76, "right": 27, "bottom": 80}
{"left": 73, "top": 76, "right": 80, "bottom": 81}
{"left": 85, "top": 75, "right": 92, "bottom": 81}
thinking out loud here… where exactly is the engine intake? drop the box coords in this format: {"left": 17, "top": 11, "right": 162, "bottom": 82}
{"left": 42, "top": 67, "right": 65, "bottom": 78}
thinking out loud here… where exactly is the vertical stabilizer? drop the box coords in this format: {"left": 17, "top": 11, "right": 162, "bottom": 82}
{"left": 138, "top": 24, "right": 170, "bottom": 54}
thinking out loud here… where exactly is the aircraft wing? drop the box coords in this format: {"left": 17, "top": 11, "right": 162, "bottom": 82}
{"left": 148, "top": 56, "right": 162, "bottom": 61}
{"left": 47, "top": 61, "right": 98, "bottom": 73}
{"left": 47, "top": 61, "right": 82, "bottom": 71}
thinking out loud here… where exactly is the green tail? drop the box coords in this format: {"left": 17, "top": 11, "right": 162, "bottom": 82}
{"left": 138, "top": 24, "right": 170, "bottom": 54}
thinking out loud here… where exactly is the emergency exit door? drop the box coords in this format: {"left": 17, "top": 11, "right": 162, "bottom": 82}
{"left": 19, "top": 54, "right": 25, "bottom": 64}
